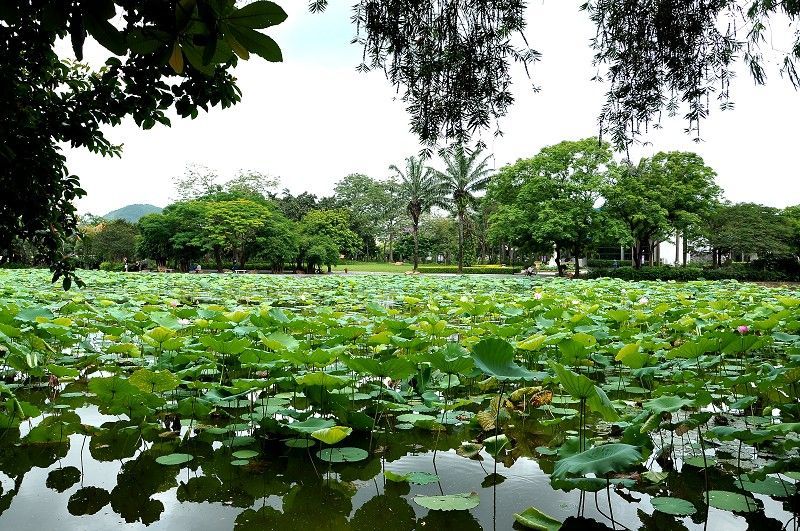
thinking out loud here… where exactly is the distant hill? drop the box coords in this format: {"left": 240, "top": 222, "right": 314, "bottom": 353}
{"left": 103, "top": 204, "right": 162, "bottom": 222}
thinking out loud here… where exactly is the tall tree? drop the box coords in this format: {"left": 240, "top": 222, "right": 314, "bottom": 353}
{"left": 299, "top": 209, "right": 361, "bottom": 259}
{"left": 487, "top": 138, "right": 614, "bottom": 276}
{"left": 435, "top": 145, "right": 493, "bottom": 272}
{"left": 603, "top": 161, "right": 671, "bottom": 269}
{"left": 705, "top": 203, "right": 794, "bottom": 265}
{"left": 204, "top": 199, "right": 274, "bottom": 270}
{"left": 647, "top": 152, "right": 721, "bottom": 265}
{"left": 391, "top": 156, "right": 444, "bottom": 270}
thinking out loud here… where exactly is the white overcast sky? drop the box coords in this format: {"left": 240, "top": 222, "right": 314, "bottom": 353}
{"left": 67, "top": 1, "right": 800, "bottom": 215}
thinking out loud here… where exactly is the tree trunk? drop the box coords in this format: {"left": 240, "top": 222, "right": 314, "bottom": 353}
{"left": 213, "top": 245, "right": 223, "bottom": 272}
{"left": 388, "top": 221, "right": 394, "bottom": 262}
{"left": 458, "top": 216, "right": 465, "bottom": 271}
{"left": 632, "top": 241, "right": 643, "bottom": 269}
{"left": 573, "top": 252, "right": 580, "bottom": 278}
{"left": 682, "top": 236, "right": 688, "bottom": 266}
{"left": 675, "top": 231, "right": 680, "bottom": 265}
{"left": 412, "top": 218, "right": 420, "bottom": 270}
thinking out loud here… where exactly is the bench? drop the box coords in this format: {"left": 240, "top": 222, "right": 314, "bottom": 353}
{"left": 234, "top": 269, "right": 247, "bottom": 274}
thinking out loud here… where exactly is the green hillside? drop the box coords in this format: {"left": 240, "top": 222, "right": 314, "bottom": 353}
{"left": 103, "top": 204, "right": 162, "bottom": 222}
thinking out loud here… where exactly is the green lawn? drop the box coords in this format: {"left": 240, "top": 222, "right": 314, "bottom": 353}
{"left": 332, "top": 262, "right": 414, "bottom": 273}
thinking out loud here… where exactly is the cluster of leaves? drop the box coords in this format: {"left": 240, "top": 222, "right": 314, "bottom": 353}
{"left": 2, "top": 271, "right": 800, "bottom": 527}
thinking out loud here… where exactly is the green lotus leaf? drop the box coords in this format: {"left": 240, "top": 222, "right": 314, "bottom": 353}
{"left": 311, "top": 425, "right": 352, "bottom": 445}
{"left": 472, "top": 338, "right": 534, "bottom": 381}
{"left": 552, "top": 443, "right": 642, "bottom": 479}
{"left": 155, "top": 453, "right": 194, "bottom": 466}
{"left": 295, "top": 372, "right": 348, "bottom": 389}
{"left": 288, "top": 417, "right": 336, "bottom": 434}
{"left": 483, "top": 434, "right": 509, "bottom": 457}
{"left": 650, "top": 496, "right": 696, "bottom": 516}
{"left": 129, "top": 368, "right": 179, "bottom": 394}
{"left": 739, "top": 475, "right": 796, "bottom": 496}
{"left": 414, "top": 492, "right": 480, "bottom": 511}
{"left": 232, "top": 450, "right": 259, "bottom": 459}
{"left": 285, "top": 438, "right": 315, "bottom": 448}
{"left": 707, "top": 490, "right": 757, "bottom": 512}
{"left": 513, "top": 506, "right": 562, "bottom": 530}
{"left": 643, "top": 395, "right": 694, "bottom": 414}
{"left": 316, "top": 447, "right": 368, "bottom": 463}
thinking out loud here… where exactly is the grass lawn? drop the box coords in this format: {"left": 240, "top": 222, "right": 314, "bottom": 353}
{"left": 332, "top": 262, "right": 414, "bottom": 273}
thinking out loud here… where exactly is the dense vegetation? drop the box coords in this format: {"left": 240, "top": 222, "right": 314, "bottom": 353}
{"left": 6, "top": 1, "right": 800, "bottom": 281}
{"left": 9, "top": 140, "right": 791, "bottom": 280}
{"left": 1, "top": 270, "right": 800, "bottom": 529}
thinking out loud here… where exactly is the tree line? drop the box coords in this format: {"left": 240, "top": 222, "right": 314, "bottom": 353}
{"left": 41, "top": 139, "right": 800, "bottom": 277}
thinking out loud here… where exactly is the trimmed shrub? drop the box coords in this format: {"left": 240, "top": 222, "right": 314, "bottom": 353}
{"left": 418, "top": 265, "right": 517, "bottom": 274}
{"left": 587, "top": 259, "right": 622, "bottom": 268}
{"left": 99, "top": 261, "right": 125, "bottom": 272}
{"left": 586, "top": 265, "right": 796, "bottom": 282}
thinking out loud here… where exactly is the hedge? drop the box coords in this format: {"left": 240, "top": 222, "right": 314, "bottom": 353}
{"left": 417, "top": 265, "right": 517, "bottom": 274}
{"left": 585, "top": 265, "right": 797, "bottom": 282}
{"left": 587, "top": 259, "right": 623, "bottom": 268}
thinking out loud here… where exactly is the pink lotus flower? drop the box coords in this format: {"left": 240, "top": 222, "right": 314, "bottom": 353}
{"left": 638, "top": 296, "right": 649, "bottom": 305}
{"left": 737, "top": 325, "right": 749, "bottom": 335}
{"left": 169, "top": 300, "right": 179, "bottom": 307}
{"left": 534, "top": 292, "right": 543, "bottom": 300}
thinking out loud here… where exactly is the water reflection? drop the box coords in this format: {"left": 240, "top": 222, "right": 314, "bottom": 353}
{"left": 0, "top": 400, "right": 794, "bottom": 530}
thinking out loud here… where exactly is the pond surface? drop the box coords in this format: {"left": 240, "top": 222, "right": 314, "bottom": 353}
{"left": 2, "top": 270, "right": 800, "bottom": 530}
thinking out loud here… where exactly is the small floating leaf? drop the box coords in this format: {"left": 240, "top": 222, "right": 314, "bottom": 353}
{"left": 316, "top": 447, "right": 368, "bottom": 463}
{"left": 708, "top": 490, "right": 757, "bottom": 512}
{"left": 155, "top": 453, "right": 193, "bottom": 466}
{"left": 414, "top": 492, "right": 480, "bottom": 511}
{"left": 651, "top": 496, "right": 696, "bottom": 516}
{"left": 232, "top": 450, "right": 259, "bottom": 459}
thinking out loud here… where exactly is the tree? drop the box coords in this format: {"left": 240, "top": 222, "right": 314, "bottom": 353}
{"left": 603, "top": 161, "right": 671, "bottom": 269}
{"left": 136, "top": 213, "right": 173, "bottom": 268}
{"left": 77, "top": 219, "right": 138, "bottom": 267}
{"left": 488, "top": 139, "right": 614, "bottom": 276}
{"left": 254, "top": 214, "right": 298, "bottom": 272}
{"left": 299, "top": 234, "right": 339, "bottom": 273}
{"left": 434, "top": 145, "right": 493, "bottom": 272}
{"left": 424, "top": 216, "right": 459, "bottom": 265}
{"left": 705, "top": 203, "right": 794, "bottom": 265}
{"left": 2, "top": 1, "right": 288, "bottom": 287}
{"left": 603, "top": 152, "right": 721, "bottom": 269}
{"left": 299, "top": 209, "right": 361, "bottom": 259}
{"left": 275, "top": 191, "right": 319, "bottom": 222}
{"left": 333, "top": 174, "right": 396, "bottom": 260}
{"left": 646, "top": 152, "right": 721, "bottom": 265}
{"left": 204, "top": 199, "right": 274, "bottom": 270}
{"left": 391, "top": 157, "right": 445, "bottom": 270}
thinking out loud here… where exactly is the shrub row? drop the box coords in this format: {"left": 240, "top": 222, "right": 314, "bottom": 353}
{"left": 417, "top": 265, "right": 518, "bottom": 274}
{"left": 587, "top": 259, "right": 623, "bottom": 268}
{"left": 585, "top": 265, "right": 798, "bottom": 282}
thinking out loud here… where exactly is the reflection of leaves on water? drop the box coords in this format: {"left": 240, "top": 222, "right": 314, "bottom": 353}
{"left": 417, "top": 508, "right": 482, "bottom": 531}
{"left": 109, "top": 454, "right": 173, "bottom": 524}
{"left": 67, "top": 486, "right": 111, "bottom": 516}
{"left": 46, "top": 466, "right": 81, "bottom": 492}
{"left": 89, "top": 421, "right": 141, "bottom": 461}
{"left": 636, "top": 508, "right": 691, "bottom": 531}
{"left": 351, "top": 494, "right": 416, "bottom": 531}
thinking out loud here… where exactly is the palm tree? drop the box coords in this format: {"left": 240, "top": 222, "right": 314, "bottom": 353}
{"left": 390, "top": 156, "right": 444, "bottom": 270}
{"left": 434, "top": 145, "right": 493, "bottom": 272}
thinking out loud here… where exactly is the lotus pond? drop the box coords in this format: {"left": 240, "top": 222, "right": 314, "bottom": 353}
{"left": 1, "top": 269, "right": 800, "bottom": 530}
